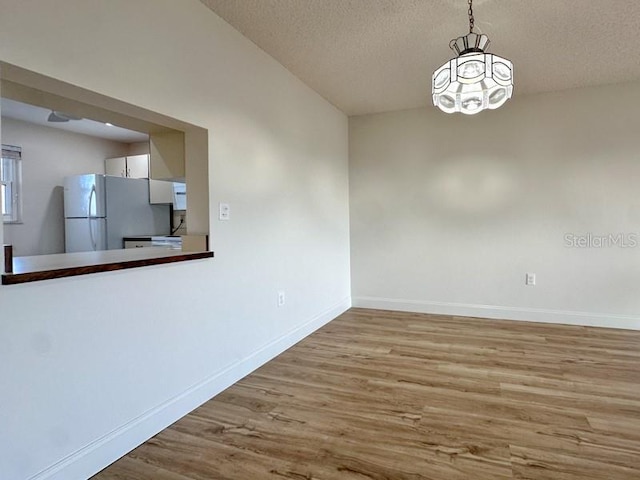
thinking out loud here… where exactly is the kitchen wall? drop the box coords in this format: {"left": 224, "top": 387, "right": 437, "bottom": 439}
{"left": 0, "top": 1, "right": 350, "bottom": 480}
{"left": 1, "top": 117, "right": 130, "bottom": 256}
{"left": 172, "top": 209, "right": 187, "bottom": 236}
{"left": 350, "top": 81, "right": 640, "bottom": 329}
{"left": 127, "top": 141, "right": 149, "bottom": 156}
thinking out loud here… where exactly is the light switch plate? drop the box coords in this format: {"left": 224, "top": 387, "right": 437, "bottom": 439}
{"left": 219, "top": 203, "right": 230, "bottom": 221}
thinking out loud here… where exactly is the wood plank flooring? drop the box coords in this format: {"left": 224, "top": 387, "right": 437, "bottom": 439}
{"left": 92, "top": 308, "right": 640, "bottom": 479}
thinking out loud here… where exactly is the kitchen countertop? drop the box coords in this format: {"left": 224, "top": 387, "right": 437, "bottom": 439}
{"left": 2, "top": 247, "right": 213, "bottom": 285}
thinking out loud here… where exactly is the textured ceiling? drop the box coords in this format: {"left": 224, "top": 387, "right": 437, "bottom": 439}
{"left": 200, "top": 0, "right": 640, "bottom": 116}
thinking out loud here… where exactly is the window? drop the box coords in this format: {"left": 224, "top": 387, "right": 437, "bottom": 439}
{"left": 1, "top": 144, "right": 22, "bottom": 223}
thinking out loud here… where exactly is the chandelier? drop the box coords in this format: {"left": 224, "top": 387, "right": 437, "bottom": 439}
{"left": 432, "top": 0, "right": 513, "bottom": 115}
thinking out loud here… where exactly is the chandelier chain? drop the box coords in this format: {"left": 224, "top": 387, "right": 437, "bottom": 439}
{"left": 468, "top": 0, "right": 474, "bottom": 33}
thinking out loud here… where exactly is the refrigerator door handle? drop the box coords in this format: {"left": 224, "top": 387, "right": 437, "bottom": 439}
{"left": 89, "top": 218, "right": 97, "bottom": 251}
{"left": 88, "top": 185, "right": 97, "bottom": 251}
{"left": 88, "top": 184, "right": 96, "bottom": 217}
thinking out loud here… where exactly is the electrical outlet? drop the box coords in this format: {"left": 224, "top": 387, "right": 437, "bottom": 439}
{"left": 277, "top": 291, "right": 285, "bottom": 307}
{"left": 525, "top": 273, "right": 536, "bottom": 286}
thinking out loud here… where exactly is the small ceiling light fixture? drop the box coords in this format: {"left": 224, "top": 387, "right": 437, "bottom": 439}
{"left": 432, "top": 0, "right": 513, "bottom": 115}
{"left": 47, "top": 110, "right": 83, "bottom": 123}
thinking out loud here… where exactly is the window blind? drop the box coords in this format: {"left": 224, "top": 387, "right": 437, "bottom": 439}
{"left": 1, "top": 144, "right": 22, "bottom": 160}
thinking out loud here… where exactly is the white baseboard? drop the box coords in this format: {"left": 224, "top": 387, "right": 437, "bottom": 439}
{"left": 31, "top": 296, "right": 352, "bottom": 480}
{"left": 353, "top": 296, "right": 640, "bottom": 330}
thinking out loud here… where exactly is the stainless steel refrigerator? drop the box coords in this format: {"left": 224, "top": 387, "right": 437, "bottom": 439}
{"left": 64, "top": 174, "right": 170, "bottom": 253}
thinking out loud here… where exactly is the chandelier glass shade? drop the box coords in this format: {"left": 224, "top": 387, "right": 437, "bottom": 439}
{"left": 432, "top": 2, "right": 513, "bottom": 115}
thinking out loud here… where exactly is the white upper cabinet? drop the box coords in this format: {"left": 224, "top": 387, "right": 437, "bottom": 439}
{"left": 126, "top": 154, "right": 149, "bottom": 179}
{"left": 105, "top": 154, "right": 149, "bottom": 178}
{"left": 149, "top": 179, "right": 174, "bottom": 204}
{"left": 105, "top": 156, "right": 127, "bottom": 177}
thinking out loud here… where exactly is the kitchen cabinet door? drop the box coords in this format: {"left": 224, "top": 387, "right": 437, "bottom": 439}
{"left": 105, "top": 157, "right": 126, "bottom": 177}
{"left": 126, "top": 154, "right": 149, "bottom": 179}
{"left": 149, "top": 179, "right": 174, "bottom": 204}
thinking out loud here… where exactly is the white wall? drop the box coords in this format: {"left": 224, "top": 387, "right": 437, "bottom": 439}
{"left": 0, "top": 1, "right": 351, "bottom": 479}
{"left": 350, "top": 82, "right": 640, "bottom": 329}
{"left": 2, "top": 117, "right": 129, "bottom": 256}
{"left": 126, "top": 141, "right": 149, "bottom": 156}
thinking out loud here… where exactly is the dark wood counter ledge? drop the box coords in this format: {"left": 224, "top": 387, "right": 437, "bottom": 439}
{"left": 2, "top": 248, "right": 213, "bottom": 285}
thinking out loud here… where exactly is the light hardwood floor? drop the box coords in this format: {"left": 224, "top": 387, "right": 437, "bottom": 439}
{"left": 92, "top": 308, "right": 640, "bottom": 479}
